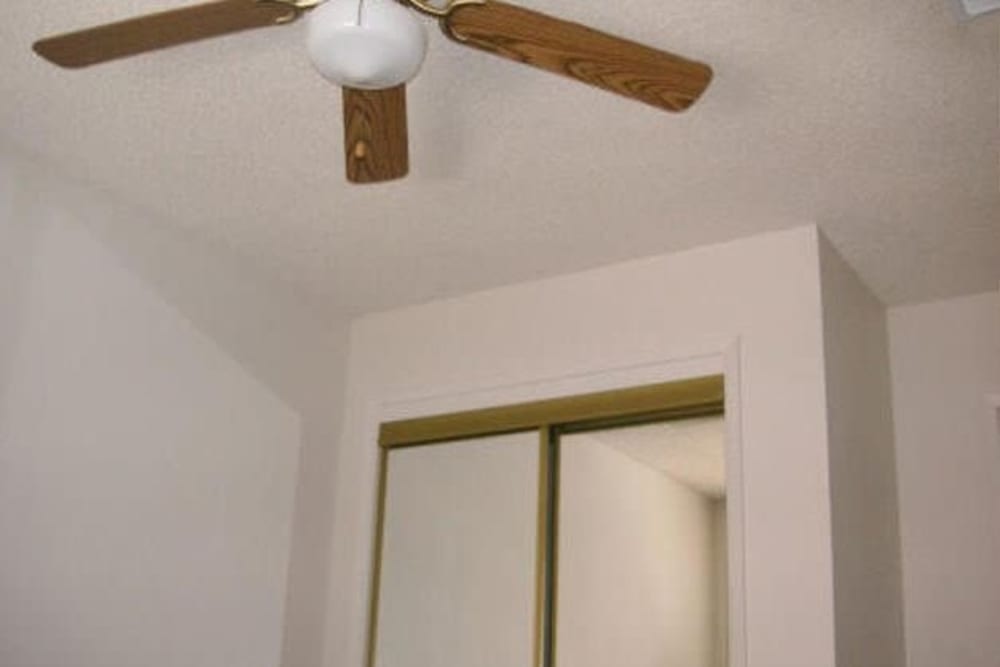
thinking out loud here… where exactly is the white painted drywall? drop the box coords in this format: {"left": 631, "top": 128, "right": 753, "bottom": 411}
{"left": 323, "top": 226, "right": 836, "bottom": 667}
{"left": 0, "top": 188, "right": 298, "bottom": 667}
{"left": 558, "top": 435, "right": 720, "bottom": 667}
{"left": 375, "top": 433, "right": 538, "bottom": 667}
{"left": 889, "top": 290, "right": 1000, "bottom": 667}
{"left": 713, "top": 500, "right": 729, "bottom": 667}
{"left": 0, "top": 146, "right": 349, "bottom": 667}
{"left": 818, "top": 238, "right": 906, "bottom": 667}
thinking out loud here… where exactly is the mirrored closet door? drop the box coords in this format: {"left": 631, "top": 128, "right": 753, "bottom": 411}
{"left": 558, "top": 417, "right": 728, "bottom": 667}
{"left": 369, "top": 376, "right": 728, "bottom": 667}
{"left": 372, "top": 433, "right": 541, "bottom": 667}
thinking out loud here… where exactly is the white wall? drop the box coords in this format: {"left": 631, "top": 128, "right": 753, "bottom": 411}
{"left": 324, "top": 226, "right": 837, "bottom": 667}
{"left": 889, "top": 290, "right": 1000, "bottom": 667}
{"left": 558, "top": 436, "right": 720, "bottom": 667}
{"left": 818, "top": 238, "right": 906, "bottom": 667}
{"left": 0, "top": 146, "right": 349, "bottom": 667}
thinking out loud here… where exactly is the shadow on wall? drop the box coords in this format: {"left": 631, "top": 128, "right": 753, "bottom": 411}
{"left": 0, "top": 143, "right": 349, "bottom": 667}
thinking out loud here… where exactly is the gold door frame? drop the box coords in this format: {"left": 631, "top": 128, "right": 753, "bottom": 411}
{"left": 367, "top": 374, "right": 725, "bottom": 667}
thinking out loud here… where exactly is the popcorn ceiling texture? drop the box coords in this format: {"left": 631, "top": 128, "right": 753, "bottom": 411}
{"left": 1, "top": 0, "right": 997, "bottom": 314}
{"left": 958, "top": 0, "right": 1000, "bottom": 18}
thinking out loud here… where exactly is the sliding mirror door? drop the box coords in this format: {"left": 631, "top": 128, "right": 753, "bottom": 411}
{"left": 370, "top": 376, "right": 729, "bottom": 667}
{"left": 370, "top": 432, "right": 542, "bottom": 667}
{"left": 557, "top": 416, "right": 728, "bottom": 667}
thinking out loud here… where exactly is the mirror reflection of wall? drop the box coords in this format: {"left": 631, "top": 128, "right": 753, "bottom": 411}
{"left": 558, "top": 416, "right": 728, "bottom": 667}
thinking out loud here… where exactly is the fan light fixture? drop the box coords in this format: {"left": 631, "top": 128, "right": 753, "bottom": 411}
{"left": 30, "top": 0, "right": 713, "bottom": 184}
{"left": 307, "top": 0, "right": 428, "bottom": 89}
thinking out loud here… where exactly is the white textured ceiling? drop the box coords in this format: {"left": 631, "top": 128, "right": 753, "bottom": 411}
{"left": 580, "top": 416, "right": 727, "bottom": 498}
{"left": 1, "top": 1, "right": 998, "bottom": 315}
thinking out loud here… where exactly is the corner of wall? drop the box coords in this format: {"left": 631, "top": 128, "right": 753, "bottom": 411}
{"left": 1, "top": 143, "right": 354, "bottom": 667}
{"left": 817, "top": 235, "right": 907, "bottom": 667}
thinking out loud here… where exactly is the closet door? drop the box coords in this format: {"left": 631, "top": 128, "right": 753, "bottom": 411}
{"left": 371, "top": 431, "right": 542, "bottom": 667}
{"left": 556, "top": 416, "right": 729, "bottom": 667}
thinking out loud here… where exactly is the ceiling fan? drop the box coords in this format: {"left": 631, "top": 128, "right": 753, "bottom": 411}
{"left": 32, "top": 0, "right": 713, "bottom": 184}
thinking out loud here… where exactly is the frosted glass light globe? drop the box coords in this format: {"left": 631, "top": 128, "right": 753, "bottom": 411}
{"left": 307, "top": 0, "right": 428, "bottom": 89}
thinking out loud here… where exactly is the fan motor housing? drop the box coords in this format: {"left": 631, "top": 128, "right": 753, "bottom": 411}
{"left": 307, "top": 0, "right": 428, "bottom": 89}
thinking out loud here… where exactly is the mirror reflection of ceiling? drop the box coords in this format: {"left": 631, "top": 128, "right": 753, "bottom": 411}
{"left": 585, "top": 416, "right": 726, "bottom": 499}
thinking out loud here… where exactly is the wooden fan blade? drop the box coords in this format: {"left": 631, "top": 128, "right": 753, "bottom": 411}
{"left": 342, "top": 86, "right": 410, "bottom": 184}
{"left": 443, "top": 1, "right": 712, "bottom": 112}
{"left": 33, "top": 0, "right": 296, "bottom": 68}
